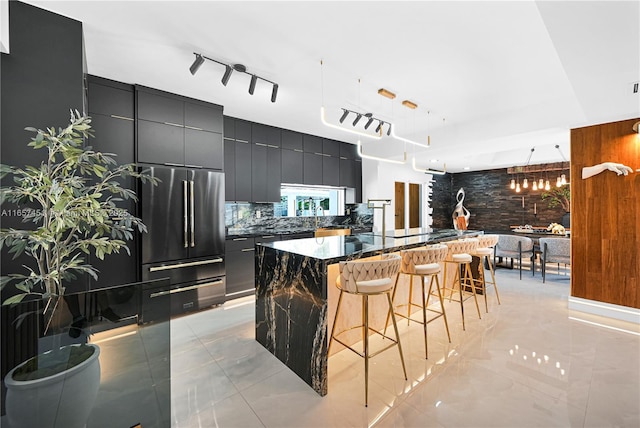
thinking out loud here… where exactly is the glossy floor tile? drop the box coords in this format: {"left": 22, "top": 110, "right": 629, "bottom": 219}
{"left": 166, "top": 267, "right": 639, "bottom": 427}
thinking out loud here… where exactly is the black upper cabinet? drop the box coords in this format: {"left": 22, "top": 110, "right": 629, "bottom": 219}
{"left": 224, "top": 116, "right": 235, "bottom": 140}
{"left": 137, "top": 120, "right": 184, "bottom": 165}
{"left": 137, "top": 91, "right": 184, "bottom": 125}
{"left": 234, "top": 141, "right": 252, "bottom": 202}
{"left": 281, "top": 149, "right": 303, "bottom": 184}
{"left": 185, "top": 102, "right": 223, "bottom": 132}
{"left": 281, "top": 130, "right": 303, "bottom": 151}
{"left": 340, "top": 142, "right": 358, "bottom": 160}
{"left": 322, "top": 139, "right": 340, "bottom": 158}
{"left": 89, "top": 114, "right": 135, "bottom": 164}
{"left": 251, "top": 143, "right": 268, "bottom": 202}
{"left": 136, "top": 87, "right": 223, "bottom": 169}
{"left": 224, "top": 139, "right": 236, "bottom": 201}
{"left": 303, "top": 135, "right": 323, "bottom": 153}
{"left": 87, "top": 77, "right": 134, "bottom": 119}
{"left": 303, "top": 152, "right": 323, "bottom": 185}
{"left": 235, "top": 119, "right": 252, "bottom": 142}
{"left": 266, "top": 146, "right": 281, "bottom": 202}
{"left": 185, "top": 128, "right": 223, "bottom": 170}
{"left": 252, "top": 123, "right": 268, "bottom": 145}
{"left": 323, "top": 156, "right": 340, "bottom": 186}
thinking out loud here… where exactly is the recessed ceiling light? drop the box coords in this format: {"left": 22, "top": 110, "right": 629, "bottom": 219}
{"left": 463, "top": 166, "right": 470, "bottom": 170}
{"left": 430, "top": 159, "right": 439, "bottom": 163}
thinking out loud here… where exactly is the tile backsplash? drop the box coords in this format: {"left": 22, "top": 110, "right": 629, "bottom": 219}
{"left": 225, "top": 203, "right": 373, "bottom": 234}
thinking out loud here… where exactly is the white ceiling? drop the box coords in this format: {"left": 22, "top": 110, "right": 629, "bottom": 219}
{"left": 21, "top": 0, "right": 640, "bottom": 172}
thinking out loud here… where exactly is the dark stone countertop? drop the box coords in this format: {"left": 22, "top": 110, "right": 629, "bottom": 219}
{"left": 259, "top": 228, "right": 482, "bottom": 264}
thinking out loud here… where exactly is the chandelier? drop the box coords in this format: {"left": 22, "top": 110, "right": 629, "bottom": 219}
{"left": 509, "top": 146, "right": 569, "bottom": 193}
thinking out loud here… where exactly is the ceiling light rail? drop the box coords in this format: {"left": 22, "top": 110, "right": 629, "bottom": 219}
{"left": 189, "top": 53, "right": 279, "bottom": 102}
{"left": 411, "top": 157, "right": 446, "bottom": 175}
{"left": 339, "top": 108, "right": 391, "bottom": 136}
{"left": 357, "top": 140, "right": 407, "bottom": 164}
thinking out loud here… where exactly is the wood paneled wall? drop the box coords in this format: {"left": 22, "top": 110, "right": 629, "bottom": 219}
{"left": 571, "top": 118, "right": 640, "bottom": 309}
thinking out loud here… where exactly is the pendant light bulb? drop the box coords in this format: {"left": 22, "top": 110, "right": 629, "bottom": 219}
{"left": 545, "top": 180, "right": 551, "bottom": 191}
{"left": 538, "top": 178, "right": 544, "bottom": 188}
{"left": 561, "top": 174, "right": 567, "bottom": 185}
{"left": 556, "top": 176, "right": 562, "bottom": 187}
{"left": 516, "top": 182, "right": 521, "bottom": 193}
{"left": 510, "top": 179, "right": 516, "bottom": 189}
{"left": 532, "top": 181, "right": 538, "bottom": 191}
{"left": 523, "top": 178, "right": 528, "bottom": 189}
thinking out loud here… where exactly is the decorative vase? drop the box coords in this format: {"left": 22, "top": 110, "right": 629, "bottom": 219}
{"left": 561, "top": 212, "right": 570, "bottom": 229}
{"left": 4, "top": 343, "right": 101, "bottom": 428}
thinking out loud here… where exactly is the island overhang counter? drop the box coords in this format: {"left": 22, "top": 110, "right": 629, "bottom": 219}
{"left": 255, "top": 228, "right": 481, "bottom": 396}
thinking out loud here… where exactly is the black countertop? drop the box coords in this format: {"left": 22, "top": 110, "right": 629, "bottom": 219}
{"left": 259, "top": 229, "right": 482, "bottom": 264}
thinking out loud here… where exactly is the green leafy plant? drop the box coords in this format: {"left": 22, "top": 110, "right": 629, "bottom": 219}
{"left": 0, "top": 111, "right": 157, "bottom": 329}
{"left": 541, "top": 185, "right": 570, "bottom": 212}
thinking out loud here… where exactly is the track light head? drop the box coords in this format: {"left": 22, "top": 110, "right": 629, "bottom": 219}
{"left": 221, "top": 65, "right": 233, "bottom": 86}
{"left": 271, "top": 83, "right": 279, "bottom": 102}
{"left": 339, "top": 109, "right": 349, "bottom": 123}
{"left": 352, "top": 113, "right": 362, "bottom": 126}
{"left": 375, "top": 121, "right": 383, "bottom": 133}
{"left": 249, "top": 74, "right": 258, "bottom": 95}
{"left": 387, "top": 123, "right": 392, "bottom": 136}
{"left": 364, "top": 117, "right": 374, "bottom": 129}
{"left": 190, "top": 54, "right": 205, "bottom": 75}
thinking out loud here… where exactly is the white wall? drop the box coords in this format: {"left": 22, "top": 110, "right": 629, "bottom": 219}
{"left": 362, "top": 158, "right": 435, "bottom": 233}
{"left": 1, "top": 0, "right": 9, "bottom": 53}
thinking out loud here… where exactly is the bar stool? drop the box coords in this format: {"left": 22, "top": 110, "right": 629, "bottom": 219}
{"left": 328, "top": 254, "right": 407, "bottom": 407}
{"left": 384, "top": 245, "right": 450, "bottom": 359}
{"left": 472, "top": 234, "right": 501, "bottom": 312}
{"left": 442, "top": 238, "right": 481, "bottom": 331}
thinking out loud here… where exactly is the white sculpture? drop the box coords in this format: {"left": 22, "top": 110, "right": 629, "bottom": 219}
{"left": 582, "top": 162, "right": 633, "bottom": 179}
{"left": 452, "top": 188, "right": 470, "bottom": 230}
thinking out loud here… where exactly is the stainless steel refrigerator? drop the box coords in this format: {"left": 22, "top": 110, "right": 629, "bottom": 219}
{"left": 140, "top": 166, "right": 225, "bottom": 322}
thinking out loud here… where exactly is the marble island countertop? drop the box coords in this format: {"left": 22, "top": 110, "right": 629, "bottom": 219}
{"left": 259, "top": 228, "right": 482, "bottom": 264}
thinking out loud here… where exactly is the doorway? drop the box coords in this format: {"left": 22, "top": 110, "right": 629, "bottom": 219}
{"left": 395, "top": 181, "right": 421, "bottom": 229}
{"left": 409, "top": 183, "right": 420, "bottom": 228}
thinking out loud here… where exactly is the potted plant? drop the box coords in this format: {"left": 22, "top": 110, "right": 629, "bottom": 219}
{"left": 541, "top": 185, "right": 570, "bottom": 228}
{"left": 0, "top": 111, "right": 157, "bottom": 428}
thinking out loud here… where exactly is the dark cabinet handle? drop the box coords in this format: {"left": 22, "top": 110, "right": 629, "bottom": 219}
{"left": 190, "top": 181, "right": 195, "bottom": 247}
{"left": 110, "top": 114, "right": 134, "bottom": 121}
{"left": 183, "top": 181, "right": 188, "bottom": 248}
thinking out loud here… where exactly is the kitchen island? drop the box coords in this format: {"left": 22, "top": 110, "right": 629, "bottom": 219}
{"left": 255, "top": 228, "right": 481, "bottom": 396}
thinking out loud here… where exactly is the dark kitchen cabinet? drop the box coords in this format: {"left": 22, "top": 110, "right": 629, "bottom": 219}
{"left": 322, "top": 139, "right": 340, "bottom": 158}
{"left": 136, "top": 87, "right": 223, "bottom": 169}
{"left": 340, "top": 158, "right": 356, "bottom": 188}
{"left": 303, "top": 152, "right": 323, "bottom": 185}
{"left": 281, "top": 130, "right": 303, "bottom": 151}
{"left": 322, "top": 156, "right": 340, "bottom": 186}
{"left": 267, "top": 146, "right": 281, "bottom": 202}
{"left": 185, "top": 128, "right": 223, "bottom": 169}
{"left": 224, "top": 138, "right": 236, "bottom": 201}
{"left": 138, "top": 120, "right": 184, "bottom": 165}
{"left": 185, "top": 101, "right": 223, "bottom": 133}
{"left": 281, "top": 149, "right": 303, "bottom": 184}
{"left": 87, "top": 75, "right": 138, "bottom": 289}
{"left": 340, "top": 141, "right": 358, "bottom": 160}
{"left": 224, "top": 116, "right": 235, "bottom": 139}
{"left": 234, "top": 141, "right": 252, "bottom": 202}
{"left": 303, "top": 135, "right": 323, "bottom": 154}
{"left": 225, "top": 237, "right": 256, "bottom": 298}
{"left": 235, "top": 119, "right": 252, "bottom": 143}
{"left": 251, "top": 143, "right": 268, "bottom": 202}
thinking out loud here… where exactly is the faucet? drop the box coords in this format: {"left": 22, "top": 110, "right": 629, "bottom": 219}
{"left": 315, "top": 206, "right": 325, "bottom": 228}
{"left": 367, "top": 199, "right": 392, "bottom": 245}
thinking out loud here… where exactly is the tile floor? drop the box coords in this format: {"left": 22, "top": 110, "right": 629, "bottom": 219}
{"left": 166, "top": 267, "right": 640, "bottom": 428}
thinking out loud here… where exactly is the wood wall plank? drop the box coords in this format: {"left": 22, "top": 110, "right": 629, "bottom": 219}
{"left": 571, "top": 117, "right": 640, "bottom": 309}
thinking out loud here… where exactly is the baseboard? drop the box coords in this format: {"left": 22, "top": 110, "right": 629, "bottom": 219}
{"left": 568, "top": 296, "right": 640, "bottom": 325}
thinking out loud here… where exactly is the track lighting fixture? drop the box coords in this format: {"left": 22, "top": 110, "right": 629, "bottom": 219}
{"left": 221, "top": 65, "right": 233, "bottom": 86}
{"left": 375, "top": 121, "right": 383, "bottom": 133}
{"left": 189, "top": 54, "right": 205, "bottom": 75}
{"left": 339, "top": 109, "right": 349, "bottom": 124}
{"left": 352, "top": 113, "right": 363, "bottom": 126}
{"left": 189, "top": 52, "right": 279, "bottom": 102}
{"left": 364, "top": 115, "right": 374, "bottom": 129}
{"left": 249, "top": 75, "right": 257, "bottom": 95}
{"left": 387, "top": 123, "right": 392, "bottom": 136}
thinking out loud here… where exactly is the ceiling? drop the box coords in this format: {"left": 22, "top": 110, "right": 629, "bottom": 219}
{"left": 21, "top": 0, "right": 640, "bottom": 172}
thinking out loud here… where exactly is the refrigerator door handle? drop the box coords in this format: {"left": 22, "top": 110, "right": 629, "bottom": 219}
{"left": 190, "top": 180, "right": 195, "bottom": 247}
{"left": 183, "top": 180, "right": 188, "bottom": 248}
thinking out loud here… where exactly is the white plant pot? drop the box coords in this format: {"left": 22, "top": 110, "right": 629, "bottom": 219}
{"left": 4, "top": 343, "right": 101, "bottom": 428}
